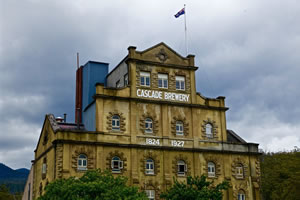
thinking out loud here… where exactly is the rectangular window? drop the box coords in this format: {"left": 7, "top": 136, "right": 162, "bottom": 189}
{"left": 140, "top": 72, "right": 150, "bottom": 87}
{"left": 146, "top": 190, "right": 155, "bottom": 200}
{"left": 158, "top": 73, "right": 168, "bottom": 88}
{"left": 176, "top": 76, "right": 185, "bottom": 90}
{"left": 42, "top": 163, "right": 47, "bottom": 174}
{"left": 124, "top": 74, "right": 128, "bottom": 86}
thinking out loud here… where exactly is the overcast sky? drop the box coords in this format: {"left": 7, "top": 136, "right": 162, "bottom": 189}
{"left": 1, "top": 0, "right": 300, "bottom": 169}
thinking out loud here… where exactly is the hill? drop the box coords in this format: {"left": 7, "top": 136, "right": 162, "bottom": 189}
{"left": 0, "top": 163, "right": 29, "bottom": 194}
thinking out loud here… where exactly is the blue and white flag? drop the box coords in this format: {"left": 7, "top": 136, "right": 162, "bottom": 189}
{"left": 174, "top": 8, "right": 185, "bottom": 18}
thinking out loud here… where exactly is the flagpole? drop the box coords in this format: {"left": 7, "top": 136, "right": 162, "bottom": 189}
{"left": 184, "top": 4, "right": 188, "bottom": 55}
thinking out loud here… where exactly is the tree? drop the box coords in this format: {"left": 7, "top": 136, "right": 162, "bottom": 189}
{"left": 0, "top": 184, "right": 14, "bottom": 200}
{"left": 160, "top": 175, "right": 229, "bottom": 200}
{"left": 260, "top": 151, "right": 300, "bottom": 200}
{"left": 38, "top": 169, "right": 147, "bottom": 200}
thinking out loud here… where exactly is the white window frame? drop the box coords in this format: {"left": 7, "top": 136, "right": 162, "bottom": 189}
{"left": 145, "top": 118, "right": 153, "bottom": 133}
{"left": 140, "top": 71, "right": 150, "bottom": 87}
{"left": 177, "top": 160, "right": 187, "bottom": 176}
{"left": 158, "top": 73, "right": 168, "bottom": 89}
{"left": 111, "top": 156, "right": 123, "bottom": 173}
{"left": 238, "top": 191, "right": 246, "bottom": 200}
{"left": 236, "top": 164, "right": 244, "bottom": 179}
{"left": 175, "top": 76, "right": 185, "bottom": 90}
{"left": 176, "top": 121, "right": 184, "bottom": 136}
{"left": 207, "top": 162, "right": 216, "bottom": 177}
{"left": 205, "top": 123, "right": 213, "bottom": 138}
{"left": 145, "top": 159, "right": 155, "bottom": 175}
{"left": 78, "top": 154, "right": 87, "bottom": 171}
{"left": 146, "top": 190, "right": 155, "bottom": 200}
{"left": 112, "top": 115, "right": 120, "bottom": 131}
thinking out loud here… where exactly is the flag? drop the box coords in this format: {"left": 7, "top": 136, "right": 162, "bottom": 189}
{"left": 174, "top": 8, "right": 185, "bottom": 18}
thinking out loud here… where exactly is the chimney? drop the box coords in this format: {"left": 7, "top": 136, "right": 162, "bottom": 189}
{"left": 63, "top": 113, "right": 67, "bottom": 123}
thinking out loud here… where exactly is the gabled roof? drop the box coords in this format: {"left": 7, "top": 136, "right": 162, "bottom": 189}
{"left": 227, "top": 129, "right": 247, "bottom": 144}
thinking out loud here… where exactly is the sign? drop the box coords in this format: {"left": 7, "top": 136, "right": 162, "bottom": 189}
{"left": 137, "top": 89, "right": 190, "bottom": 102}
{"left": 146, "top": 138, "right": 160, "bottom": 145}
{"left": 171, "top": 140, "right": 185, "bottom": 147}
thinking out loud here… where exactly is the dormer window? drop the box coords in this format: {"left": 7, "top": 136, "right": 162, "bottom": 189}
{"left": 158, "top": 73, "right": 168, "bottom": 89}
{"left": 140, "top": 72, "right": 150, "bottom": 87}
{"left": 175, "top": 76, "right": 185, "bottom": 90}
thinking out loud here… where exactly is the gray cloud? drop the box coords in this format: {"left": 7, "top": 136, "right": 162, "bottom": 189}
{"left": 1, "top": 0, "right": 300, "bottom": 168}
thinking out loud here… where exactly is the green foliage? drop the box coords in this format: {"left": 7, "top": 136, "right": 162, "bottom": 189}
{"left": 38, "top": 169, "right": 148, "bottom": 200}
{"left": 260, "top": 150, "right": 300, "bottom": 200}
{"left": 0, "top": 184, "right": 22, "bottom": 200}
{"left": 160, "top": 175, "right": 229, "bottom": 200}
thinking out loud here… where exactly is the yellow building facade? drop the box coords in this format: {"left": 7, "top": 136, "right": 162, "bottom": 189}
{"left": 27, "top": 43, "right": 261, "bottom": 200}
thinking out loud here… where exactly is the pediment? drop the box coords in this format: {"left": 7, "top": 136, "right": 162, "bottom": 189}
{"left": 136, "top": 42, "right": 191, "bottom": 66}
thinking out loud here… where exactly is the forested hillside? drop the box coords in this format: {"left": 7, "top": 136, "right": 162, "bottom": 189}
{"left": 260, "top": 150, "right": 300, "bottom": 200}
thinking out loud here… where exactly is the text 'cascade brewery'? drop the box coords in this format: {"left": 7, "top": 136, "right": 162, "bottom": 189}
{"left": 23, "top": 42, "right": 261, "bottom": 200}
{"left": 137, "top": 89, "right": 190, "bottom": 102}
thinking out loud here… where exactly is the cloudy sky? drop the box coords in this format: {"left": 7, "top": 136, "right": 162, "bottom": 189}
{"left": 1, "top": 0, "right": 300, "bottom": 169}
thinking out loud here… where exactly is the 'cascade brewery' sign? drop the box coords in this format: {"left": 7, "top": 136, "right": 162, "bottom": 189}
{"left": 137, "top": 89, "right": 190, "bottom": 102}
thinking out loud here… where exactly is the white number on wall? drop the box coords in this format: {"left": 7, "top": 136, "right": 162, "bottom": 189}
{"left": 171, "top": 140, "right": 185, "bottom": 147}
{"left": 146, "top": 138, "right": 160, "bottom": 146}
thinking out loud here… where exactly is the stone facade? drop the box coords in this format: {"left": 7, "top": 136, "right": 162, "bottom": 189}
{"left": 27, "top": 43, "right": 261, "bottom": 200}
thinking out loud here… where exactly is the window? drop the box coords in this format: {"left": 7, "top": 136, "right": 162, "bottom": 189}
{"left": 145, "top": 159, "right": 154, "bottom": 175}
{"left": 236, "top": 164, "right": 244, "bottom": 179}
{"left": 78, "top": 154, "right": 87, "bottom": 171}
{"left": 177, "top": 160, "right": 187, "bottom": 176}
{"left": 176, "top": 121, "right": 184, "bottom": 136}
{"left": 140, "top": 71, "right": 150, "bottom": 87}
{"left": 112, "top": 115, "right": 120, "bottom": 131}
{"left": 175, "top": 76, "right": 185, "bottom": 90}
{"left": 207, "top": 162, "right": 216, "bottom": 177}
{"left": 124, "top": 73, "right": 128, "bottom": 86}
{"left": 42, "top": 157, "right": 47, "bottom": 178}
{"left": 146, "top": 190, "right": 155, "bottom": 200}
{"left": 145, "top": 118, "right": 153, "bottom": 133}
{"left": 116, "top": 80, "right": 120, "bottom": 88}
{"left": 111, "top": 156, "right": 123, "bottom": 173}
{"left": 238, "top": 190, "right": 246, "bottom": 200}
{"left": 158, "top": 73, "right": 168, "bottom": 88}
{"left": 205, "top": 123, "right": 213, "bottom": 138}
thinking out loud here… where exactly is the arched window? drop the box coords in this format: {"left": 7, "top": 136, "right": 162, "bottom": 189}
{"left": 145, "top": 158, "right": 154, "bottom": 175}
{"left": 207, "top": 162, "right": 216, "bottom": 177}
{"left": 236, "top": 164, "right": 244, "bottom": 179}
{"left": 111, "top": 156, "right": 123, "bottom": 173}
{"left": 238, "top": 190, "right": 246, "bottom": 200}
{"left": 176, "top": 121, "right": 184, "bottom": 136}
{"left": 112, "top": 115, "right": 120, "bottom": 131}
{"left": 78, "top": 154, "right": 87, "bottom": 171}
{"left": 145, "top": 118, "right": 153, "bottom": 133}
{"left": 205, "top": 123, "right": 213, "bottom": 138}
{"left": 145, "top": 189, "right": 155, "bottom": 200}
{"left": 177, "top": 160, "right": 187, "bottom": 176}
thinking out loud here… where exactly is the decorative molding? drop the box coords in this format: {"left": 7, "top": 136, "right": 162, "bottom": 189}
{"left": 155, "top": 48, "right": 168, "bottom": 62}
{"left": 139, "top": 112, "right": 159, "bottom": 135}
{"left": 233, "top": 182, "right": 249, "bottom": 200}
{"left": 203, "top": 155, "right": 222, "bottom": 179}
{"left": 106, "top": 111, "right": 126, "bottom": 132}
{"left": 141, "top": 180, "right": 161, "bottom": 200}
{"left": 106, "top": 150, "right": 127, "bottom": 174}
{"left": 255, "top": 158, "right": 261, "bottom": 184}
{"left": 71, "top": 147, "right": 95, "bottom": 171}
{"left": 56, "top": 143, "right": 63, "bottom": 178}
{"left": 140, "top": 151, "right": 160, "bottom": 175}
{"left": 171, "top": 116, "right": 189, "bottom": 137}
{"left": 231, "top": 156, "right": 249, "bottom": 180}
{"left": 201, "top": 118, "right": 218, "bottom": 140}
{"left": 172, "top": 154, "right": 191, "bottom": 176}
